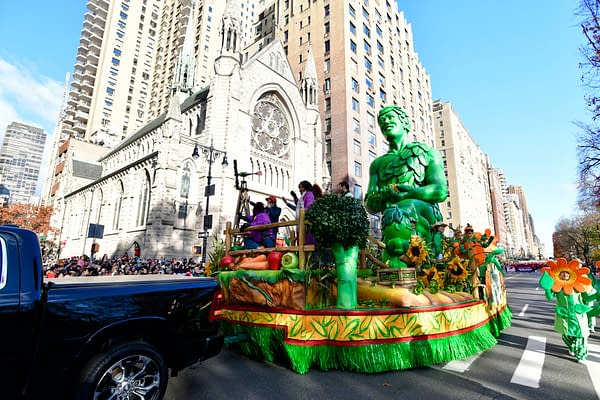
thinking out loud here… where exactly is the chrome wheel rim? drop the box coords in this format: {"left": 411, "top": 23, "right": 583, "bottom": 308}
{"left": 93, "top": 354, "right": 161, "bottom": 400}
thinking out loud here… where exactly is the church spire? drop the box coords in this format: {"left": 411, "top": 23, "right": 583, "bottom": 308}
{"left": 172, "top": 0, "right": 198, "bottom": 95}
{"left": 301, "top": 46, "right": 318, "bottom": 108}
{"left": 219, "top": 0, "right": 241, "bottom": 59}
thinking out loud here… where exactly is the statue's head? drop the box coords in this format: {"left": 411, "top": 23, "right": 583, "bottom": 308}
{"left": 377, "top": 106, "right": 411, "bottom": 140}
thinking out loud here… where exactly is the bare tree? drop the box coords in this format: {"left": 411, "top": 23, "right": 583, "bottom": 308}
{"left": 578, "top": 0, "right": 600, "bottom": 119}
{"left": 577, "top": 0, "right": 600, "bottom": 205}
{"left": 554, "top": 212, "right": 600, "bottom": 265}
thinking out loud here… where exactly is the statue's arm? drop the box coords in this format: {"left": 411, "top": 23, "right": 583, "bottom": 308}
{"left": 401, "top": 149, "right": 448, "bottom": 203}
{"left": 365, "top": 159, "right": 382, "bottom": 214}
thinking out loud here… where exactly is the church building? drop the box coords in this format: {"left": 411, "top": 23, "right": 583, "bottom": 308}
{"left": 58, "top": 1, "right": 325, "bottom": 259}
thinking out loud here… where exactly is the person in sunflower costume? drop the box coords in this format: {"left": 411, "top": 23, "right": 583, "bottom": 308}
{"left": 539, "top": 258, "right": 594, "bottom": 363}
{"left": 365, "top": 106, "right": 448, "bottom": 268}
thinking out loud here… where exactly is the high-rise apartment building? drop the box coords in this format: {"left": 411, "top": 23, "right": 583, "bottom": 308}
{"left": 508, "top": 185, "right": 537, "bottom": 257}
{"left": 149, "top": 0, "right": 264, "bottom": 120}
{"left": 0, "top": 122, "right": 46, "bottom": 204}
{"left": 488, "top": 167, "right": 511, "bottom": 252}
{"left": 250, "top": 0, "right": 435, "bottom": 198}
{"left": 61, "top": 0, "right": 162, "bottom": 147}
{"left": 433, "top": 100, "right": 493, "bottom": 231}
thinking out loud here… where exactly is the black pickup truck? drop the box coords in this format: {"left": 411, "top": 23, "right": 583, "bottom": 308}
{"left": 0, "top": 225, "right": 223, "bottom": 399}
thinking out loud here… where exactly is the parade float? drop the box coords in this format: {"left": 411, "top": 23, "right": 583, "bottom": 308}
{"left": 210, "top": 106, "right": 511, "bottom": 374}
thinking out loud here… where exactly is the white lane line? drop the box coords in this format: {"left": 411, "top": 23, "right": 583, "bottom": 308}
{"left": 442, "top": 354, "right": 480, "bottom": 372}
{"left": 511, "top": 336, "right": 546, "bottom": 388}
{"left": 518, "top": 304, "right": 529, "bottom": 317}
{"left": 587, "top": 344, "right": 600, "bottom": 398}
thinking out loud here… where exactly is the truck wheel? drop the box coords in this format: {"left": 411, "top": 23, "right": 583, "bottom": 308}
{"left": 76, "top": 341, "right": 168, "bottom": 400}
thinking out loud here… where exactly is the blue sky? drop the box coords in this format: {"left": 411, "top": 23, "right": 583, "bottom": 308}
{"left": 399, "top": 1, "right": 586, "bottom": 256}
{"left": 0, "top": 1, "right": 588, "bottom": 256}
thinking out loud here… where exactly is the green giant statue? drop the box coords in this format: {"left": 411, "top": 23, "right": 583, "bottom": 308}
{"left": 365, "top": 106, "right": 449, "bottom": 268}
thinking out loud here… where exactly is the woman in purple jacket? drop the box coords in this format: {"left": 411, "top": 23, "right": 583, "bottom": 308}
{"left": 283, "top": 180, "right": 316, "bottom": 245}
{"left": 242, "top": 202, "right": 275, "bottom": 249}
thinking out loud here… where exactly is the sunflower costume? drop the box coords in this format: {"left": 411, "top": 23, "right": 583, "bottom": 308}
{"left": 539, "top": 258, "right": 593, "bottom": 362}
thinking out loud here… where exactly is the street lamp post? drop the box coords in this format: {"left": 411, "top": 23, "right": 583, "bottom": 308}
{"left": 192, "top": 139, "right": 228, "bottom": 265}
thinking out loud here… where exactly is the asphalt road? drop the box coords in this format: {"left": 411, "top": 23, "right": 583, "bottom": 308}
{"left": 165, "top": 272, "right": 600, "bottom": 400}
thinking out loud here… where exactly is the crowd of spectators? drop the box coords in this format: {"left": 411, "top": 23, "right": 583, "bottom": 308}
{"left": 44, "top": 253, "right": 204, "bottom": 278}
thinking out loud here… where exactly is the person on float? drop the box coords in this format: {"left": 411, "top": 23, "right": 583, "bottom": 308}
{"left": 282, "top": 180, "right": 316, "bottom": 244}
{"left": 240, "top": 202, "right": 275, "bottom": 249}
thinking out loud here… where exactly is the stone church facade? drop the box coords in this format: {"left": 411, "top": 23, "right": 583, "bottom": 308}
{"left": 58, "top": 5, "right": 324, "bottom": 260}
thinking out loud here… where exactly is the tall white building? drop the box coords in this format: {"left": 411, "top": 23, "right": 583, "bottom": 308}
{"left": 432, "top": 100, "right": 493, "bottom": 231}
{"left": 0, "top": 122, "right": 46, "bottom": 204}
{"left": 61, "top": 0, "right": 164, "bottom": 146}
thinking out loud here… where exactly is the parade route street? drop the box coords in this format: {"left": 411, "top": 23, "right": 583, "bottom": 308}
{"left": 165, "top": 272, "right": 600, "bottom": 400}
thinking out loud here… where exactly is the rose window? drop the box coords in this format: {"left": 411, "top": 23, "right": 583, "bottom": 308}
{"left": 251, "top": 98, "right": 290, "bottom": 157}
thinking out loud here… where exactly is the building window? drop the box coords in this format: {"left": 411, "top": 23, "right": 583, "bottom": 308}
{"left": 325, "top": 139, "right": 331, "bottom": 154}
{"left": 324, "top": 78, "right": 331, "bottom": 93}
{"left": 136, "top": 173, "right": 150, "bottom": 226}
{"left": 366, "top": 93, "right": 374, "bottom": 108}
{"left": 325, "top": 117, "right": 331, "bottom": 132}
{"left": 350, "top": 21, "right": 356, "bottom": 35}
{"left": 363, "top": 24, "right": 370, "bottom": 38}
{"left": 324, "top": 21, "right": 330, "bottom": 34}
{"left": 113, "top": 181, "right": 124, "bottom": 230}
{"left": 379, "top": 89, "right": 386, "bottom": 102}
{"left": 325, "top": 97, "right": 331, "bottom": 111}
{"left": 368, "top": 131, "right": 377, "bottom": 146}
{"left": 349, "top": 4, "right": 355, "bottom": 17}
{"left": 353, "top": 184, "right": 362, "bottom": 199}
{"left": 353, "top": 138, "right": 361, "bottom": 154}
{"left": 324, "top": 4, "right": 330, "bottom": 16}
{"left": 364, "top": 40, "right": 371, "bottom": 54}
{"left": 352, "top": 97, "right": 359, "bottom": 112}
{"left": 350, "top": 39, "right": 357, "bottom": 53}
{"left": 365, "top": 77, "right": 373, "bottom": 91}
{"left": 325, "top": 40, "right": 330, "bottom": 52}
{"left": 351, "top": 78, "right": 359, "bottom": 93}
{"left": 367, "top": 113, "right": 375, "bottom": 128}
{"left": 352, "top": 119, "right": 361, "bottom": 134}
{"left": 324, "top": 59, "right": 330, "bottom": 73}
{"left": 368, "top": 150, "right": 377, "bottom": 163}
{"left": 364, "top": 57, "right": 372, "bottom": 72}
{"left": 354, "top": 161, "right": 362, "bottom": 177}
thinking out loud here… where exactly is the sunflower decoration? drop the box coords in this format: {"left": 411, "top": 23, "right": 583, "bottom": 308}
{"left": 540, "top": 258, "right": 591, "bottom": 295}
{"left": 447, "top": 256, "right": 469, "bottom": 284}
{"left": 418, "top": 265, "right": 442, "bottom": 289}
{"left": 405, "top": 235, "right": 429, "bottom": 266}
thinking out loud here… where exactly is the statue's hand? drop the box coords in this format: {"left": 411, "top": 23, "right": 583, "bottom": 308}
{"left": 388, "top": 184, "right": 413, "bottom": 201}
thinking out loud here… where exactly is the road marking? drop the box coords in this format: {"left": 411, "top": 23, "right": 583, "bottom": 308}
{"left": 536, "top": 286, "right": 540, "bottom": 291}
{"left": 587, "top": 344, "right": 600, "bottom": 398}
{"left": 442, "top": 354, "right": 480, "bottom": 372}
{"left": 518, "top": 304, "right": 529, "bottom": 317}
{"left": 511, "top": 335, "right": 546, "bottom": 388}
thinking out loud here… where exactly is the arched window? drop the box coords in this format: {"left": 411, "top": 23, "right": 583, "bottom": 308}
{"left": 79, "top": 194, "right": 88, "bottom": 236}
{"left": 113, "top": 181, "right": 124, "bottom": 230}
{"left": 96, "top": 188, "right": 104, "bottom": 227}
{"left": 251, "top": 93, "right": 291, "bottom": 158}
{"left": 137, "top": 171, "right": 151, "bottom": 226}
{"left": 178, "top": 163, "right": 192, "bottom": 220}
